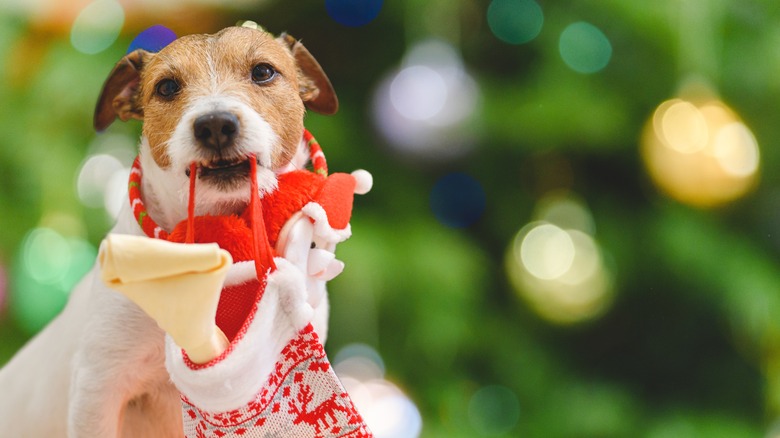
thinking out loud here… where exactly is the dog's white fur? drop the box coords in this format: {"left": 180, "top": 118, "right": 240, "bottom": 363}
{"left": 0, "top": 26, "right": 338, "bottom": 437}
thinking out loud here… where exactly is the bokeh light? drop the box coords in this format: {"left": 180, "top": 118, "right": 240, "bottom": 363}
{"left": 534, "top": 191, "right": 595, "bottom": 235}
{"left": 0, "top": 263, "right": 6, "bottom": 313}
{"left": 127, "top": 24, "right": 177, "bottom": 53}
{"left": 641, "top": 93, "right": 760, "bottom": 207}
{"left": 506, "top": 193, "right": 613, "bottom": 324}
{"left": 11, "top": 227, "right": 96, "bottom": 334}
{"left": 467, "top": 385, "right": 521, "bottom": 436}
{"left": 77, "top": 134, "right": 136, "bottom": 219}
{"left": 390, "top": 66, "right": 448, "bottom": 121}
{"left": 334, "top": 343, "right": 386, "bottom": 381}
{"left": 335, "top": 343, "right": 422, "bottom": 438}
{"left": 559, "top": 21, "right": 612, "bottom": 74}
{"left": 519, "top": 223, "right": 575, "bottom": 280}
{"left": 23, "top": 228, "right": 71, "bottom": 286}
{"left": 70, "top": 0, "right": 125, "bottom": 55}
{"left": 104, "top": 168, "right": 131, "bottom": 219}
{"left": 487, "top": 0, "right": 544, "bottom": 45}
{"left": 430, "top": 173, "right": 486, "bottom": 228}
{"left": 372, "top": 39, "right": 481, "bottom": 160}
{"left": 77, "top": 154, "right": 124, "bottom": 208}
{"left": 325, "top": 0, "right": 383, "bottom": 27}
{"left": 767, "top": 419, "right": 780, "bottom": 438}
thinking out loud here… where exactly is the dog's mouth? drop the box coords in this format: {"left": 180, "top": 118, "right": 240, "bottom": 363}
{"left": 186, "top": 156, "right": 258, "bottom": 188}
{"left": 200, "top": 158, "right": 251, "bottom": 176}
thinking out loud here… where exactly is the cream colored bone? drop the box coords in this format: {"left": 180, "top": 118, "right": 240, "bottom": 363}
{"left": 99, "top": 234, "right": 231, "bottom": 364}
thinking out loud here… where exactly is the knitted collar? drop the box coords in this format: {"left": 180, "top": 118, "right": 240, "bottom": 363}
{"left": 128, "top": 129, "right": 327, "bottom": 241}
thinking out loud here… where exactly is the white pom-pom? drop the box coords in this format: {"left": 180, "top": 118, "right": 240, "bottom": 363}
{"left": 351, "top": 169, "right": 373, "bottom": 195}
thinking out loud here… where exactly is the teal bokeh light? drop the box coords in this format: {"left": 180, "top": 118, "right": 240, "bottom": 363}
{"left": 467, "top": 384, "right": 521, "bottom": 435}
{"left": 487, "top": 0, "right": 544, "bottom": 45}
{"left": 559, "top": 22, "right": 612, "bottom": 74}
{"left": 70, "top": 0, "right": 125, "bottom": 55}
{"left": 11, "top": 228, "right": 96, "bottom": 334}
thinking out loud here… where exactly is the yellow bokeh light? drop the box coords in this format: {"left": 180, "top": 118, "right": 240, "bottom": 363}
{"left": 507, "top": 219, "right": 612, "bottom": 325}
{"left": 519, "top": 222, "right": 575, "bottom": 281}
{"left": 655, "top": 99, "right": 709, "bottom": 154}
{"left": 534, "top": 191, "right": 595, "bottom": 235}
{"left": 712, "top": 122, "right": 759, "bottom": 178}
{"left": 641, "top": 93, "right": 760, "bottom": 208}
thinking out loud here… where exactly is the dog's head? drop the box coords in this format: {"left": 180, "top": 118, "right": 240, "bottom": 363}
{"left": 94, "top": 25, "right": 337, "bottom": 220}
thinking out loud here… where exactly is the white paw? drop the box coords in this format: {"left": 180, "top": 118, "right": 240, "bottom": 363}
{"left": 267, "top": 257, "right": 314, "bottom": 330}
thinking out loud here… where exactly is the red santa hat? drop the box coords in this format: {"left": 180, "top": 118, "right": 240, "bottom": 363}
{"left": 262, "top": 168, "right": 372, "bottom": 249}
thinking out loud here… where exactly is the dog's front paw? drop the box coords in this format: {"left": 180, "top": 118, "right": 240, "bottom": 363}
{"left": 268, "top": 257, "right": 315, "bottom": 330}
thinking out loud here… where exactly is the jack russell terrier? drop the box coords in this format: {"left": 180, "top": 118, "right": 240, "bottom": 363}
{"left": 0, "top": 24, "right": 343, "bottom": 437}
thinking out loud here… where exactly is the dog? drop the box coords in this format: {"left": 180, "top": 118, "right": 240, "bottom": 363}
{"left": 0, "top": 24, "right": 338, "bottom": 437}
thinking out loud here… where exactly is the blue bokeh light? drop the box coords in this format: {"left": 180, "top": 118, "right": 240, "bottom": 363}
{"left": 430, "top": 173, "right": 487, "bottom": 228}
{"left": 127, "top": 25, "right": 177, "bottom": 54}
{"left": 325, "top": 0, "right": 383, "bottom": 27}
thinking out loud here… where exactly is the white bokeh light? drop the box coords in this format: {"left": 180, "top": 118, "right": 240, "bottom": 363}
{"left": 373, "top": 39, "right": 481, "bottom": 160}
{"left": 390, "top": 66, "right": 448, "bottom": 121}
{"left": 77, "top": 133, "right": 136, "bottom": 219}
{"left": 334, "top": 344, "right": 422, "bottom": 438}
{"left": 77, "top": 154, "right": 124, "bottom": 208}
{"left": 104, "top": 168, "right": 130, "bottom": 220}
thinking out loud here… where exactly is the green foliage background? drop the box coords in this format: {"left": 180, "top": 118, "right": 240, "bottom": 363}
{"left": 2, "top": 1, "right": 780, "bottom": 436}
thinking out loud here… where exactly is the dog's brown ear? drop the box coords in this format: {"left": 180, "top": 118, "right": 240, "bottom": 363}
{"left": 280, "top": 34, "right": 339, "bottom": 115}
{"left": 94, "top": 49, "right": 150, "bottom": 132}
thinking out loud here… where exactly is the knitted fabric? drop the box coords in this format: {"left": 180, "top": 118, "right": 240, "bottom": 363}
{"left": 128, "top": 130, "right": 371, "bottom": 437}
{"left": 182, "top": 324, "right": 370, "bottom": 438}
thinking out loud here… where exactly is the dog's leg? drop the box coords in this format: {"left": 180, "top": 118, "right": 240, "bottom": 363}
{"left": 119, "top": 382, "right": 182, "bottom": 438}
{"left": 67, "top": 288, "right": 172, "bottom": 437}
{"left": 68, "top": 366, "right": 125, "bottom": 437}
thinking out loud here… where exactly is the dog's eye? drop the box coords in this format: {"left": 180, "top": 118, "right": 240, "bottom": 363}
{"left": 252, "top": 63, "right": 276, "bottom": 84}
{"left": 156, "top": 79, "right": 180, "bottom": 99}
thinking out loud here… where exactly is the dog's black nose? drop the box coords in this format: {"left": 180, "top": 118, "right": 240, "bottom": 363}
{"left": 193, "top": 112, "right": 239, "bottom": 151}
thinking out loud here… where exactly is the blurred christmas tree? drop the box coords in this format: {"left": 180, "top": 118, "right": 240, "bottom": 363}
{"left": 1, "top": 0, "right": 780, "bottom": 436}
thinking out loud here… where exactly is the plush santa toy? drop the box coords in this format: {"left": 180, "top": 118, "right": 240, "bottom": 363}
{"left": 99, "top": 131, "right": 373, "bottom": 437}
